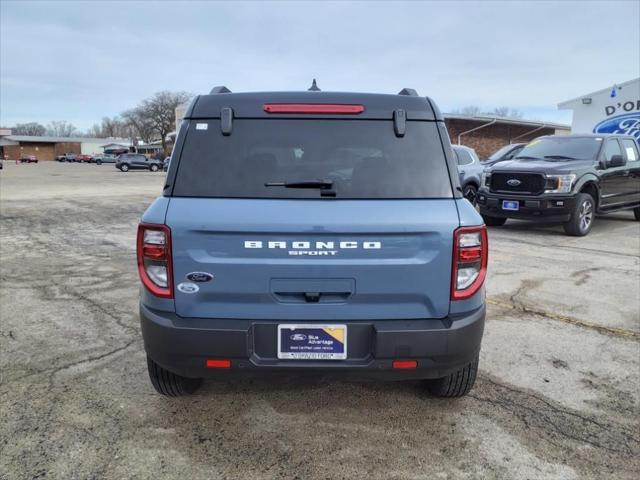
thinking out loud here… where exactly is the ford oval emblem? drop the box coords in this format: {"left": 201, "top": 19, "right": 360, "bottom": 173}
{"left": 177, "top": 282, "right": 199, "bottom": 294}
{"left": 186, "top": 272, "right": 214, "bottom": 283}
{"left": 593, "top": 113, "right": 640, "bottom": 140}
{"left": 507, "top": 179, "right": 522, "bottom": 187}
{"left": 290, "top": 333, "right": 307, "bottom": 341}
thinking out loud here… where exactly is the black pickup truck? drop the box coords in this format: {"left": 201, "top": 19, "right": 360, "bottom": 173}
{"left": 477, "top": 134, "right": 640, "bottom": 236}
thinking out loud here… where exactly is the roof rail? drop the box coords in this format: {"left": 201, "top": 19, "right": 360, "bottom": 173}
{"left": 210, "top": 86, "right": 231, "bottom": 94}
{"left": 398, "top": 88, "right": 418, "bottom": 96}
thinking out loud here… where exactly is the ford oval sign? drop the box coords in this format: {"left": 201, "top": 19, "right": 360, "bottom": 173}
{"left": 186, "top": 272, "right": 214, "bottom": 283}
{"left": 507, "top": 179, "right": 522, "bottom": 187}
{"left": 593, "top": 113, "right": 640, "bottom": 141}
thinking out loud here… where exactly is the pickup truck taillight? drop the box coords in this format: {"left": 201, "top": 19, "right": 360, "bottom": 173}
{"left": 137, "top": 223, "right": 173, "bottom": 298}
{"left": 451, "top": 225, "right": 488, "bottom": 301}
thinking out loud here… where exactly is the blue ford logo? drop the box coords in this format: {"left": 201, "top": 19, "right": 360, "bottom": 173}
{"left": 594, "top": 113, "right": 640, "bottom": 141}
{"left": 290, "top": 333, "right": 307, "bottom": 341}
{"left": 507, "top": 179, "right": 522, "bottom": 187}
{"left": 186, "top": 272, "right": 214, "bottom": 282}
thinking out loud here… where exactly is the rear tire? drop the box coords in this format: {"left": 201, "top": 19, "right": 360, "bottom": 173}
{"left": 482, "top": 215, "right": 507, "bottom": 226}
{"left": 425, "top": 355, "right": 479, "bottom": 398}
{"left": 634, "top": 207, "right": 640, "bottom": 221}
{"left": 462, "top": 184, "right": 478, "bottom": 206}
{"left": 150, "top": 164, "right": 159, "bottom": 172}
{"left": 96, "top": 160, "right": 102, "bottom": 165}
{"left": 147, "top": 356, "right": 202, "bottom": 396}
{"left": 563, "top": 193, "right": 594, "bottom": 236}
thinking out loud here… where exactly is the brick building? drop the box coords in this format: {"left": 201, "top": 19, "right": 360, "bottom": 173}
{"left": 0, "top": 134, "right": 131, "bottom": 161}
{"left": 444, "top": 114, "right": 570, "bottom": 159}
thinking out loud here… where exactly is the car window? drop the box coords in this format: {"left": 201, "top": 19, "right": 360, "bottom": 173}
{"left": 487, "top": 144, "right": 513, "bottom": 161}
{"left": 603, "top": 139, "right": 622, "bottom": 161}
{"left": 455, "top": 149, "right": 474, "bottom": 166}
{"left": 173, "top": 119, "right": 453, "bottom": 199}
{"left": 506, "top": 145, "right": 524, "bottom": 159}
{"left": 621, "top": 139, "right": 639, "bottom": 162}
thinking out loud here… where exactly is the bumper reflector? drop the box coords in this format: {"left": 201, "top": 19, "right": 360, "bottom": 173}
{"left": 206, "top": 359, "right": 231, "bottom": 369}
{"left": 392, "top": 360, "right": 418, "bottom": 370}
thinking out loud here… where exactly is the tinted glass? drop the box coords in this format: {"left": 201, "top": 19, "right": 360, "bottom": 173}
{"left": 488, "top": 144, "right": 515, "bottom": 161}
{"left": 604, "top": 140, "right": 622, "bottom": 161}
{"left": 517, "top": 137, "right": 602, "bottom": 160}
{"left": 454, "top": 149, "right": 474, "bottom": 166}
{"left": 621, "top": 139, "right": 639, "bottom": 162}
{"left": 173, "top": 119, "right": 452, "bottom": 199}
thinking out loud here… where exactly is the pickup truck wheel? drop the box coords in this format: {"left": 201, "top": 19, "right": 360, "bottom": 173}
{"left": 147, "top": 356, "right": 202, "bottom": 396}
{"left": 425, "top": 355, "right": 478, "bottom": 397}
{"left": 482, "top": 215, "right": 507, "bottom": 226}
{"left": 563, "top": 193, "right": 594, "bottom": 236}
{"left": 120, "top": 164, "right": 129, "bottom": 172}
{"left": 634, "top": 207, "right": 640, "bottom": 221}
{"left": 96, "top": 160, "right": 102, "bottom": 165}
{"left": 150, "top": 164, "right": 159, "bottom": 172}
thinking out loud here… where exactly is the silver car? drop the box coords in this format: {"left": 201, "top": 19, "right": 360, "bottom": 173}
{"left": 452, "top": 145, "right": 484, "bottom": 205}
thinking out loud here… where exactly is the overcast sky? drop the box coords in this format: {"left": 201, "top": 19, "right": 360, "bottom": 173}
{"left": 1, "top": 0, "right": 639, "bottom": 130}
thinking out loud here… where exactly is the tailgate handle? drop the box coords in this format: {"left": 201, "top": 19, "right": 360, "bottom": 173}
{"left": 273, "top": 291, "right": 352, "bottom": 304}
{"left": 304, "top": 292, "right": 321, "bottom": 303}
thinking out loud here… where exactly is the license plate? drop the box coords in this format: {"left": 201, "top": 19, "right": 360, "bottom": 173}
{"left": 277, "top": 324, "right": 347, "bottom": 360}
{"left": 502, "top": 200, "right": 519, "bottom": 211}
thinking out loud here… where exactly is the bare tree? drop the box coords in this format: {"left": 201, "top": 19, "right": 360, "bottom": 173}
{"left": 140, "top": 91, "right": 192, "bottom": 151}
{"left": 452, "top": 105, "right": 482, "bottom": 116}
{"left": 122, "top": 109, "right": 156, "bottom": 144}
{"left": 491, "top": 107, "right": 523, "bottom": 118}
{"left": 13, "top": 122, "right": 46, "bottom": 136}
{"left": 89, "top": 123, "right": 103, "bottom": 137}
{"left": 46, "top": 120, "right": 77, "bottom": 137}
{"left": 452, "top": 105, "right": 523, "bottom": 119}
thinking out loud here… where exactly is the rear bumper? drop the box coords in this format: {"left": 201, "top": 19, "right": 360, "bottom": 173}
{"left": 477, "top": 190, "right": 576, "bottom": 222}
{"left": 140, "top": 303, "right": 485, "bottom": 381}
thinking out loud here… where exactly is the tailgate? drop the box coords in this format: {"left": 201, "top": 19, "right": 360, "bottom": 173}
{"left": 166, "top": 198, "right": 459, "bottom": 320}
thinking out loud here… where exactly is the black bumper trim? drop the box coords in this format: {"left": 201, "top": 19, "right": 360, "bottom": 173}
{"left": 477, "top": 191, "right": 576, "bottom": 221}
{"left": 140, "top": 304, "right": 486, "bottom": 380}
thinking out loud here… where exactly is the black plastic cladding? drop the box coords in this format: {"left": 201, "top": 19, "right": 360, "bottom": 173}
{"left": 184, "top": 91, "right": 443, "bottom": 121}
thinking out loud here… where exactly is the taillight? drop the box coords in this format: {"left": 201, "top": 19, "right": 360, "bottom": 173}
{"left": 451, "top": 225, "right": 488, "bottom": 300}
{"left": 137, "top": 223, "right": 173, "bottom": 298}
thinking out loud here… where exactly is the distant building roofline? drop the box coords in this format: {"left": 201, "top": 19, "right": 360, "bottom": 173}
{"left": 443, "top": 113, "right": 570, "bottom": 130}
{"left": 4, "top": 135, "right": 132, "bottom": 144}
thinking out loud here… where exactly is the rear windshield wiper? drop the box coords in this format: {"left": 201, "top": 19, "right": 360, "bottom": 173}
{"left": 543, "top": 155, "right": 578, "bottom": 160}
{"left": 265, "top": 180, "right": 334, "bottom": 190}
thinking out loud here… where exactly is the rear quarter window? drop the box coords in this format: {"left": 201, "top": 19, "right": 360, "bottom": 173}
{"left": 172, "top": 119, "right": 452, "bottom": 199}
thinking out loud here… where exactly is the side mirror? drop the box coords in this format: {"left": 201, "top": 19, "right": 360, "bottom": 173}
{"left": 607, "top": 154, "right": 626, "bottom": 168}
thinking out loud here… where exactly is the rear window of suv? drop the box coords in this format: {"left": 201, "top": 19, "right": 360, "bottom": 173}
{"left": 172, "top": 119, "right": 452, "bottom": 199}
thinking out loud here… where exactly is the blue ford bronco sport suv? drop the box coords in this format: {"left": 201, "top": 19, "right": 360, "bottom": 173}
{"left": 137, "top": 84, "right": 488, "bottom": 397}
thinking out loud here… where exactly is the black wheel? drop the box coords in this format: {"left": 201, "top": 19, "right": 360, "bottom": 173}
{"left": 563, "top": 193, "right": 594, "bottom": 236}
{"left": 150, "top": 164, "right": 159, "bottom": 172}
{"left": 634, "top": 207, "right": 640, "bottom": 221}
{"left": 120, "top": 163, "right": 129, "bottom": 172}
{"left": 147, "top": 356, "right": 202, "bottom": 396}
{"left": 425, "top": 355, "right": 479, "bottom": 398}
{"left": 96, "top": 160, "right": 102, "bottom": 165}
{"left": 462, "top": 184, "right": 478, "bottom": 205}
{"left": 482, "top": 215, "right": 507, "bottom": 226}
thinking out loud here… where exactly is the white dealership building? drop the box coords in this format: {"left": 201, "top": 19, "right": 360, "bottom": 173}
{"left": 558, "top": 78, "right": 640, "bottom": 140}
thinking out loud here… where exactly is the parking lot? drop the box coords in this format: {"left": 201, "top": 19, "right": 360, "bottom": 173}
{"left": 0, "top": 161, "right": 638, "bottom": 479}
